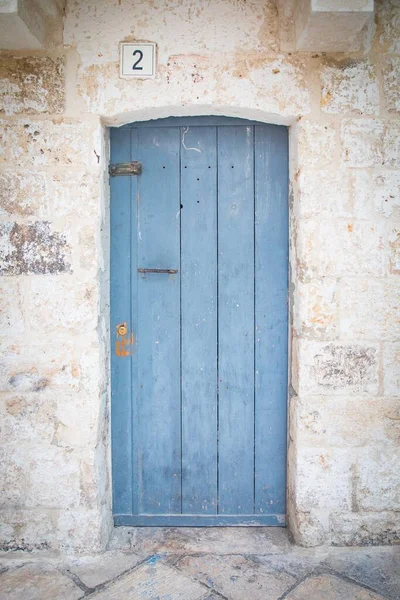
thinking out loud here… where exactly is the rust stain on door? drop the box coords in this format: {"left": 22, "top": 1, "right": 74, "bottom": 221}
{"left": 116, "top": 322, "right": 135, "bottom": 357}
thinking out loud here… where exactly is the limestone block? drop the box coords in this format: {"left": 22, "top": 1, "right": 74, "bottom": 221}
{"left": 340, "top": 279, "right": 400, "bottom": 341}
{"left": 0, "top": 507, "right": 57, "bottom": 551}
{"left": 320, "top": 220, "right": 385, "bottom": 276}
{"left": 297, "top": 120, "right": 337, "bottom": 168}
{"left": 293, "top": 278, "right": 338, "bottom": 339}
{"left": 297, "top": 341, "right": 379, "bottom": 396}
{"left": 341, "top": 119, "right": 385, "bottom": 167}
{"left": 77, "top": 53, "right": 311, "bottom": 120}
{"left": 78, "top": 442, "right": 108, "bottom": 508}
{"left": 54, "top": 392, "right": 101, "bottom": 448}
{"left": 383, "top": 57, "right": 400, "bottom": 114}
{"left": 371, "top": 171, "right": 400, "bottom": 218}
{"left": 0, "top": 118, "right": 101, "bottom": 168}
{"left": 64, "top": 0, "right": 279, "bottom": 68}
{"left": 49, "top": 172, "right": 101, "bottom": 221}
{"left": 356, "top": 446, "right": 400, "bottom": 511}
{"left": 294, "top": 1, "right": 374, "bottom": 53}
{"left": 216, "top": 55, "right": 311, "bottom": 119}
{"left": 383, "top": 122, "right": 400, "bottom": 167}
{"left": 289, "top": 507, "right": 330, "bottom": 547}
{"left": 56, "top": 507, "right": 109, "bottom": 552}
{"left": 388, "top": 224, "right": 400, "bottom": 273}
{"left": 0, "top": 278, "right": 24, "bottom": 336}
{"left": 294, "top": 447, "right": 352, "bottom": 511}
{"left": 25, "top": 274, "right": 98, "bottom": 337}
{"left": 0, "top": 444, "right": 27, "bottom": 507}
{"left": 0, "top": 392, "right": 56, "bottom": 445}
{"left": 297, "top": 219, "right": 385, "bottom": 278}
{"left": 330, "top": 511, "right": 400, "bottom": 546}
{"left": 0, "top": 340, "right": 80, "bottom": 394}
{"left": 78, "top": 339, "right": 106, "bottom": 396}
{"left": 373, "top": 0, "right": 400, "bottom": 54}
{"left": 0, "top": 171, "right": 48, "bottom": 218}
{"left": 0, "top": 0, "right": 65, "bottom": 51}
{"left": 321, "top": 59, "right": 379, "bottom": 115}
{"left": 290, "top": 396, "right": 400, "bottom": 449}
{"left": 0, "top": 55, "right": 64, "bottom": 115}
{"left": 298, "top": 169, "right": 372, "bottom": 220}
{"left": 383, "top": 343, "right": 400, "bottom": 396}
{"left": 0, "top": 221, "right": 71, "bottom": 275}
{"left": 78, "top": 223, "right": 98, "bottom": 272}
{"left": 24, "top": 445, "right": 82, "bottom": 508}
{"left": 295, "top": 219, "right": 319, "bottom": 282}
{"left": 298, "top": 169, "right": 350, "bottom": 220}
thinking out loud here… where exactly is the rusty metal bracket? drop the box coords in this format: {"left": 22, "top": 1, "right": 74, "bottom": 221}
{"left": 109, "top": 161, "right": 142, "bottom": 176}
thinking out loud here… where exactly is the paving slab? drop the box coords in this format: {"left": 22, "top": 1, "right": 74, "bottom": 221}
{"left": 176, "top": 553, "right": 296, "bottom": 600}
{"left": 68, "top": 551, "right": 142, "bottom": 588}
{"left": 325, "top": 546, "right": 400, "bottom": 600}
{"left": 253, "top": 548, "right": 326, "bottom": 579}
{"left": 286, "top": 574, "right": 387, "bottom": 600}
{"left": 0, "top": 563, "right": 83, "bottom": 600}
{"left": 89, "top": 559, "right": 208, "bottom": 600}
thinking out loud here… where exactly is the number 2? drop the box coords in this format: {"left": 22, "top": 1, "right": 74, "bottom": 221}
{"left": 132, "top": 50, "right": 143, "bottom": 70}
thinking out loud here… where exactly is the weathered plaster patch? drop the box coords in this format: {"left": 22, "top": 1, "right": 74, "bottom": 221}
{"left": 0, "top": 172, "right": 48, "bottom": 218}
{"left": 312, "top": 344, "right": 377, "bottom": 391}
{"left": 0, "top": 221, "right": 70, "bottom": 275}
{"left": 321, "top": 59, "right": 379, "bottom": 115}
{"left": 0, "top": 55, "right": 65, "bottom": 115}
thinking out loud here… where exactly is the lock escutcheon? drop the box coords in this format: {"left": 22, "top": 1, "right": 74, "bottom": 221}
{"left": 117, "top": 323, "right": 128, "bottom": 337}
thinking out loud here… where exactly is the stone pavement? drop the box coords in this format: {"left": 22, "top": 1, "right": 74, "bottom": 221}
{"left": 0, "top": 528, "right": 399, "bottom": 600}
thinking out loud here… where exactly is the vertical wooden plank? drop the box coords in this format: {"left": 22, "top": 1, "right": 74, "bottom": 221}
{"left": 130, "top": 128, "right": 139, "bottom": 517}
{"left": 254, "top": 125, "right": 288, "bottom": 517}
{"left": 181, "top": 126, "right": 218, "bottom": 514}
{"left": 110, "top": 127, "right": 134, "bottom": 516}
{"left": 217, "top": 125, "right": 255, "bottom": 515}
{"left": 135, "top": 126, "right": 181, "bottom": 515}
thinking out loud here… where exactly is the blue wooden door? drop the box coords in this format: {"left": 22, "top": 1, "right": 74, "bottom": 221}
{"left": 111, "top": 117, "right": 288, "bottom": 526}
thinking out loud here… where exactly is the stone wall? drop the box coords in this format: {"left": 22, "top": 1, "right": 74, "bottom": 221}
{"left": 0, "top": 0, "right": 399, "bottom": 552}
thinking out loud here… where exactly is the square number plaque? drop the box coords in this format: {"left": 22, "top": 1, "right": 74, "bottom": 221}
{"left": 120, "top": 43, "right": 156, "bottom": 78}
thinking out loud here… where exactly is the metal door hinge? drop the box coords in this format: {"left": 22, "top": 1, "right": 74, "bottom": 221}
{"left": 109, "top": 161, "right": 142, "bottom": 176}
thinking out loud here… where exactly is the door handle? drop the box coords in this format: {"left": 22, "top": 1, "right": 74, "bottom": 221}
{"left": 138, "top": 268, "right": 178, "bottom": 274}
